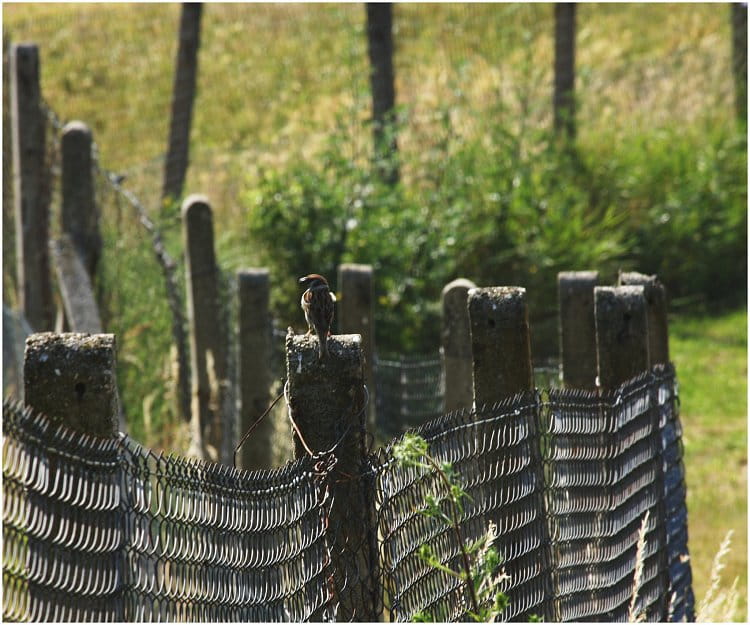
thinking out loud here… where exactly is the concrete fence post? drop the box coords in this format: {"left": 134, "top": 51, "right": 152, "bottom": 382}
{"left": 23, "top": 332, "right": 121, "bottom": 619}
{"left": 286, "top": 331, "right": 379, "bottom": 621}
{"left": 182, "top": 194, "right": 229, "bottom": 463}
{"left": 594, "top": 286, "right": 650, "bottom": 388}
{"left": 11, "top": 43, "right": 54, "bottom": 331}
{"left": 61, "top": 120, "right": 101, "bottom": 280}
{"left": 468, "top": 287, "right": 533, "bottom": 405}
{"left": 24, "top": 332, "right": 120, "bottom": 437}
{"left": 467, "top": 287, "right": 555, "bottom": 620}
{"left": 337, "top": 263, "right": 376, "bottom": 429}
{"left": 441, "top": 278, "right": 477, "bottom": 411}
{"left": 163, "top": 2, "right": 202, "bottom": 201}
{"left": 50, "top": 236, "right": 102, "bottom": 334}
{"left": 237, "top": 268, "right": 273, "bottom": 471}
{"left": 618, "top": 271, "right": 669, "bottom": 366}
{"left": 558, "top": 271, "right": 599, "bottom": 389}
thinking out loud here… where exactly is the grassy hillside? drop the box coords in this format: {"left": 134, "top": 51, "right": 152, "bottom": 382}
{"left": 3, "top": 3, "right": 746, "bottom": 619}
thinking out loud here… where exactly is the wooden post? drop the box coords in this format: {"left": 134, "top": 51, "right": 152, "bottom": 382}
{"left": 468, "top": 287, "right": 533, "bottom": 406}
{"left": 286, "top": 331, "right": 378, "bottom": 621}
{"left": 558, "top": 270, "right": 598, "bottom": 389}
{"left": 337, "top": 263, "right": 375, "bottom": 429}
{"left": 554, "top": 3, "right": 577, "bottom": 140}
{"left": 441, "top": 278, "right": 477, "bottom": 411}
{"left": 237, "top": 268, "right": 273, "bottom": 470}
{"left": 182, "top": 195, "right": 228, "bottom": 463}
{"left": 594, "top": 286, "right": 650, "bottom": 388}
{"left": 24, "top": 332, "right": 119, "bottom": 437}
{"left": 11, "top": 43, "right": 54, "bottom": 331}
{"left": 61, "top": 121, "right": 100, "bottom": 279}
{"left": 732, "top": 3, "right": 747, "bottom": 123}
{"left": 618, "top": 271, "right": 670, "bottom": 366}
{"left": 50, "top": 236, "right": 102, "bottom": 334}
{"left": 163, "top": 3, "right": 202, "bottom": 201}
{"left": 366, "top": 2, "right": 398, "bottom": 184}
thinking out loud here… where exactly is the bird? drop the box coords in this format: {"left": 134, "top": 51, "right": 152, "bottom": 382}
{"left": 299, "top": 274, "right": 336, "bottom": 361}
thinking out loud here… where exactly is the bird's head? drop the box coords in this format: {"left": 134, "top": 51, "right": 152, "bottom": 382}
{"left": 299, "top": 274, "right": 329, "bottom": 290}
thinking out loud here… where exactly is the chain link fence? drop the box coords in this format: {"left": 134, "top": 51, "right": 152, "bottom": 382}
{"left": 3, "top": 364, "right": 693, "bottom": 622}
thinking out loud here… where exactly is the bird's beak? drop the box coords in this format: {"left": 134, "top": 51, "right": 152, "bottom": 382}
{"left": 299, "top": 276, "right": 308, "bottom": 284}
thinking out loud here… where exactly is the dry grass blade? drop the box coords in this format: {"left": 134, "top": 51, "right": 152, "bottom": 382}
{"left": 696, "top": 530, "right": 740, "bottom": 622}
{"left": 627, "top": 511, "right": 650, "bottom": 623}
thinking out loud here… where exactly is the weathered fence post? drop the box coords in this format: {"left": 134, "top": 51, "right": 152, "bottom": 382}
{"left": 554, "top": 2, "right": 577, "bottom": 140}
{"left": 286, "top": 331, "right": 378, "bottom": 621}
{"left": 594, "top": 286, "right": 649, "bottom": 388}
{"left": 163, "top": 2, "right": 202, "bottom": 201}
{"left": 468, "top": 287, "right": 533, "bottom": 405}
{"left": 366, "top": 1, "right": 399, "bottom": 184}
{"left": 11, "top": 43, "right": 54, "bottom": 331}
{"left": 467, "top": 287, "right": 554, "bottom": 620}
{"left": 618, "top": 271, "right": 669, "bottom": 366}
{"left": 237, "top": 268, "right": 273, "bottom": 470}
{"left": 338, "top": 263, "right": 376, "bottom": 429}
{"left": 23, "top": 333, "right": 121, "bottom": 620}
{"left": 50, "top": 236, "right": 102, "bottom": 334}
{"left": 24, "top": 332, "right": 120, "bottom": 437}
{"left": 558, "top": 270, "right": 598, "bottom": 389}
{"left": 731, "top": 2, "right": 747, "bottom": 123}
{"left": 61, "top": 120, "right": 101, "bottom": 279}
{"left": 441, "top": 278, "right": 477, "bottom": 411}
{"left": 182, "top": 194, "right": 229, "bottom": 463}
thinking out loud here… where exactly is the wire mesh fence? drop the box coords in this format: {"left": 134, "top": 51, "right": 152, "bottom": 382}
{"left": 3, "top": 364, "right": 693, "bottom": 622}
{"left": 2, "top": 399, "right": 336, "bottom": 622}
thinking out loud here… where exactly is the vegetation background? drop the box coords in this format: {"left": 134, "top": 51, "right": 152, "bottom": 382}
{"left": 3, "top": 2, "right": 747, "bottom": 619}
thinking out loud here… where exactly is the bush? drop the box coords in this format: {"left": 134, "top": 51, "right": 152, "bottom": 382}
{"left": 243, "top": 107, "right": 746, "bottom": 356}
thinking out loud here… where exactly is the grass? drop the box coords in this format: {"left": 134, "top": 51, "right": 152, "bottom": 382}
{"left": 670, "top": 307, "right": 747, "bottom": 621}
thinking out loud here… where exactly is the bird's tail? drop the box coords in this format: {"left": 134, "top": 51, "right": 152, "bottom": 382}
{"left": 318, "top": 333, "right": 328, "bottom": 361}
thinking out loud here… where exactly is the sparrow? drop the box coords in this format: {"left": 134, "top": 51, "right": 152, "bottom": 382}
{"left": 299, "top": 274, "right": 336, "bottom": 361}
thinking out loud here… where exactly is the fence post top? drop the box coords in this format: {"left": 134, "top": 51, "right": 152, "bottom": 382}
{"left": 442, "top": 278, "right": 477, "bottom": 296}
{"left": 26, "top": 331, "right": 115, "bottom": 351}
{"left": 287, "top": 331, "right": 361, "bottom": 355}
{"left": 238, "top": 268, "right": 268, "bottom": 280}
{"left": 468, "top": 286, "right": 526, "bottom": 305}
{"left": 11, "top": 42, "right": 39, "bottom": 56}
{"left": 595, "top": 284, "right": 646, "bottom": 302}
{"left": 618, "top": 270, "right": 658, "bottom": 285}
{"left": 339, "top": 263, "right": 372, "bottom": 274}
{"left": 558, "top": 270, "right": 599, "bottom": 284}
{"left": 62, "top": 120, "right": 91, "bottom": 136}
{"left": 181, "top": 193, "right": 211, "bottom": 216}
